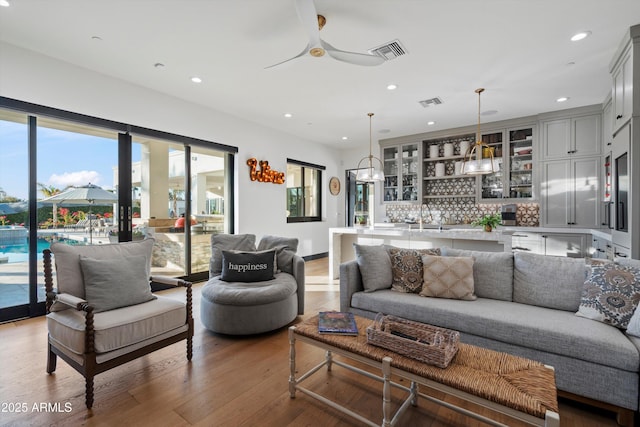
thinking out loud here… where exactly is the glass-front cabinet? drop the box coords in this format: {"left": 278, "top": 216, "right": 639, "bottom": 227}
{"left": 479, "top": 126, "right": 535, "bottom": 201}
{"left": 479, "top": 131, "right": 504, "bottom": 200}
{"left": 382, "top": 143, "right": 419, "bottom": 202}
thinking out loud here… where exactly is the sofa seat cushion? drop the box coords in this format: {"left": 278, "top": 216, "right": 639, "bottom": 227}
{"left": 46, "top": 295, "right": 186, "bottom": 355}
{"left": 351, "top": 290, "right": 638, "bottom": 372}
{"left": 202, "top": 272, "right": 297, "bottom": 306}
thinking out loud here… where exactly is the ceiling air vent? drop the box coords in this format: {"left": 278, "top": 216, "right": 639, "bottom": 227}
{"left": 418, "top": 97, "right": 443, "bottom": 108}
{"left": 368, "top": 39, "right": 407, "bottom": 61}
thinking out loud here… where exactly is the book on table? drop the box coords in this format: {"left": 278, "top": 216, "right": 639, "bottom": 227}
{"left": 318, "top": 311, "right": 359, "bottom": 335}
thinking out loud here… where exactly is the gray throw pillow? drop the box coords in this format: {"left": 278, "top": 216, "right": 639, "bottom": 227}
{"left": 79, "top": 255, "right": 156, "bottom": 313}
{"left": 210, "top": 234, "right": 256, "bottom": 277}
{"left": 441, "top": 247, "right": 514, "bottom": 301}
{"left": 353, "top": 244, "right": 392, "bottom": 292}
{"left": 51, "top": 238, "right": 155, "bottom": 299}
{"left": 221, "top": 250, "right": 276, "bottom": 282}
{"left": 257, "top": 235, "right": 299, "bottom": 274}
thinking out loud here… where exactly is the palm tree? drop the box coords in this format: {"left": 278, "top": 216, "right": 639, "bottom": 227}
{"left": 38, "top": 183, "right": 66, "bottom": 227}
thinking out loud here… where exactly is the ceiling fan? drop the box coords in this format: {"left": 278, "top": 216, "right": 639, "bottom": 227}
{"left": 265, "top": 0, "right": 385, "bottom": 68}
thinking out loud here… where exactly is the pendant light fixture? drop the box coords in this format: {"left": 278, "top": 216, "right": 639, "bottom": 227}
{"left": 356, "top": 113, "right": 385, "bottom": 182}
{"left": 461, "top": 88, "right": 496, "bottom": 175}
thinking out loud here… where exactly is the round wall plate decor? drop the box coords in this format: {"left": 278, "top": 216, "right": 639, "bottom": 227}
{"left": 329, "top": 176, "right": 341, "bottom": 195}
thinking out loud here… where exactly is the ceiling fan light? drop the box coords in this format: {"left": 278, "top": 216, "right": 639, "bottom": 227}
{"left": 309, "top": 47, "right": 325, "bottom": 57}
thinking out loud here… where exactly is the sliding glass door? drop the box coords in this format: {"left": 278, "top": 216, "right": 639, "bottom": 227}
{"left": 0, "top": 99, "right": 236, "bottom": 322}
{"left": 0, "top": 113, "right": 29, "bottom": 313}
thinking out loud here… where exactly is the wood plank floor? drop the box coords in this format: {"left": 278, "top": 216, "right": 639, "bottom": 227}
{"left": 0, "top": 257, "right": 623, "bottom": 426}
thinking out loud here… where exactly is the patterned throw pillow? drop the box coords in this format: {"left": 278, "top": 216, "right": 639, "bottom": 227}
{"left": 388, "top": 248, "right": 441, "bottom": 293}
{"left": 419, "top": 255, "right": 476, "bottom": 300}
{"left": 576, "top": 263, "right": 640, "bottom": 329}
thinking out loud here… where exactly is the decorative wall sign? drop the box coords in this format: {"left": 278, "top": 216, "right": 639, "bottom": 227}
{"left": 247, "top": 158, "right": 285, "bottom": 184}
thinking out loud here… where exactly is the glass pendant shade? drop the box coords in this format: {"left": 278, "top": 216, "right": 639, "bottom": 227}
{"left": 356, "top": 113, "right": 385, "bottom": 182}
{"left": 462, "top": 88, "right": 495, "bottom": 175}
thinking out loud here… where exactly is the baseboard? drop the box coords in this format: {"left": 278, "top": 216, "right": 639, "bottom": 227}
{"left": 303, "top": 252, "right": 328, "bottom": 261}
{"left": 557, "top": 390, "right": 635, "bottom": 427}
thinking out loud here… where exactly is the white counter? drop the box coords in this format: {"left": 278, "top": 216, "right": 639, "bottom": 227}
{"left": 329, "top": 226, "right": 511, "bottom": 279}
{"left": 329, "top": 225, "right": 613, "bottom": 279}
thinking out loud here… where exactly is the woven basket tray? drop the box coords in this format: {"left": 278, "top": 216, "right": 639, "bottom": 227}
{"left": 366, "top": 314, "right": 460, "bottom": 368}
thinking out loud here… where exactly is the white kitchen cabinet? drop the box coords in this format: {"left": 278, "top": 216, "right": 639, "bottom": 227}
{"left": 540, "top": 114, "right": 601, "bottom": 161}
{"left": 612, "top": 49, "right": 633, "bottom": 134}
{"left": 541, "top": 158, "right": 600, "bottom": 228}
{"left": 511, "top": 232, "right": 543, "bottom": 254}
{"left": 590, "top": 235, "right": 613, "bottom": 260}
{"left": 608, "top": 24, "right": 640, "bottom": 259}
{"left": 603, "top": 99, "right": 613, "bottom": 150}
{"left": 612, "top": 243, "right": 631, "bottom": 260}
{"left": 511, "top": 231, "right": 588, "bottom": 257}
{"left": 541, "top": 233, "right": 587, "bottom": 257}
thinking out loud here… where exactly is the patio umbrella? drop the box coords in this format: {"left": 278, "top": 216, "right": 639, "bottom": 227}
{"left": 41, "top": 183, "right": 117, "bottom": 243}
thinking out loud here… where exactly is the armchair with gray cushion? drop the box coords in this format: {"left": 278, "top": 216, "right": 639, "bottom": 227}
{"left": 200, "top": 234, "right": 305, "bottom": 335}
{"left": 43, "top": 238, "right": 194, "bottom": 409}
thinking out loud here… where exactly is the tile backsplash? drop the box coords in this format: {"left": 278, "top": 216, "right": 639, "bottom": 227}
{"left": 384, "top": 201, "right": 539, "bottom": 227}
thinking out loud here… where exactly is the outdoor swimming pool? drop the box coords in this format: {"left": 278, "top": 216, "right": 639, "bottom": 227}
{"left": 0, "top": 237, "right": 86, "bottom": 263}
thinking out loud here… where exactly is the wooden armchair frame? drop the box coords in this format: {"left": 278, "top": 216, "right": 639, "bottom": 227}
{"left": 43, "top": 249, "right": 194, "bottom": 409}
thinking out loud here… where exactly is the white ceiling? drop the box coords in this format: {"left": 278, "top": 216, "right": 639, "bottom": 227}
{"left": 1, "top": 1, "right": 639, "bottom": 150}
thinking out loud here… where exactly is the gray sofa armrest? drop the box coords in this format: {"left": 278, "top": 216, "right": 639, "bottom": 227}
{"left": 292, "top": 255, "right": 305, "bottom": 315}
{"left": 340, "top": 260, "right": 363, "bottom": 312}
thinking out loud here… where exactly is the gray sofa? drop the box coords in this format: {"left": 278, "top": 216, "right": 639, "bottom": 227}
{"left": 340, "top": 247, "right": 640, "bottom": 426}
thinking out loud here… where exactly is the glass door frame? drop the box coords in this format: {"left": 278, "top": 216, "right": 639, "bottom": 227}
{"left": 0, "top": 96, "right": 237, "bottom": 322}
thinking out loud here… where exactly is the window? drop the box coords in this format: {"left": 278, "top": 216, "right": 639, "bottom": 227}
{"left": 286, "top": 159, "right": 324, "bottom": 223}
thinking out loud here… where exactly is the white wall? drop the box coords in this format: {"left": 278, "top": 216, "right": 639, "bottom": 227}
{"left": 0, "top": 42, "right": 346, "bottom": 257}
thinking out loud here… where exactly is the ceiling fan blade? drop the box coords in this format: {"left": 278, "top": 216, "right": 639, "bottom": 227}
{"left": 264, "top": 43, "right": 310, "bottom": 69}
{"left": 321, "top": 40, "right": 385, "bottom": 66}
{"left": 295, "top": 0, "right": 321, "bottom": 47}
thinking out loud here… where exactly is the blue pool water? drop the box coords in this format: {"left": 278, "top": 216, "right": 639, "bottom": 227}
{"left": 0, "top": 238, "right": 86, "bottom": 263}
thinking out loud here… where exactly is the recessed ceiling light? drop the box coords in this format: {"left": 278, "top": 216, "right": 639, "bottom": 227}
{"left": 341, "top": 136, "right": 348, "bottom": 140}
{"left": 283, "top": 113, "right": 292, "bottom": 118}
{"left": 191, "top": 76, "right": 202, "bottom": 83}
{"left": 571, "top": 31, "right": 591, "bottom": 42}
{"left": 91, "top": 36, "right": 103, "bottom": 41}
{"left": 556, "top": 97, "right": 569, "bottom": 103}
{"left": 427, "top": 121, "right": 436, "bottom": 126}
{"left": 386, "top": 84, "right": 398, "bottom": 90}
{"left": 154, "top": 63, "right": 165, "bottom": 69}
{"left": 0, "top": 0, "right": 10, "bottom": 7}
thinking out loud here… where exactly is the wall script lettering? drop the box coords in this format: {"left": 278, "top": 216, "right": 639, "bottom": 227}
{"left": 247, "top": 158, "right": 285, "bottom": 184}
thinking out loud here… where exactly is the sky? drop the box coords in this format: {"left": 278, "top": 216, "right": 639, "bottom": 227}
{"left": 1, "top": 119, "right": 140, "bottom": 201}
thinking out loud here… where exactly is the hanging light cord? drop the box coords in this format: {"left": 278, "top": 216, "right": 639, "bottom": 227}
{"left": 368, "top": 112, "right": 374, "bottom": 166}
{"left": 475, "top": 88, "right": 484, "bottom": 145}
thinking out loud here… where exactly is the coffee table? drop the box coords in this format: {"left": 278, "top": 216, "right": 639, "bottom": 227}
{"left": 289, "top": 315, "right": 559, "bottom": 427}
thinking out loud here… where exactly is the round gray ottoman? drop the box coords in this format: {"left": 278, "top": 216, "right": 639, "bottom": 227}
{"left": 200, "top": 273, "right": 299, "bottom": 335}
